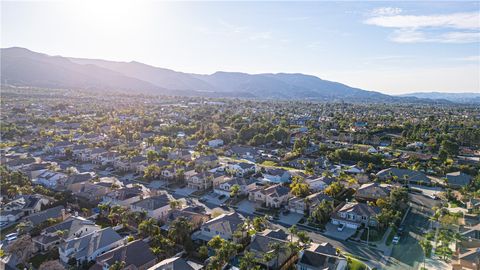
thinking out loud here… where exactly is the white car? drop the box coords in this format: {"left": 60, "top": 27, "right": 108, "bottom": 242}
{"left": 392, "top": 236, "right": 400, "bottom": 244}
{"left": 337, "top": 224, "right": 345, "bottom": 231}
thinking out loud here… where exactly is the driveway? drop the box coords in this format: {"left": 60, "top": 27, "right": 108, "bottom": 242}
{"left": 236, "top": 200, "right": 256, "bottom": 215}
{"left": 323, "top": 222, "right": 356, "bottom": 240}
{"left": 174, "top": 187, "right": 196, "bottom": 197}
{"left": 277, "top": 212, "right": 303, "bottom": 227}
{"left": 201, "top": 192, "right": 228, "bottom": 206}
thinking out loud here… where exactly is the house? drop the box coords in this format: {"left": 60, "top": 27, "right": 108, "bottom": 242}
{"left": 33, "top": 216, "right": 101, "bottom": 251}
{"left": 4, "top": 157, "right": 37, "bottom": 171}
{"left": 167, "top": 149, "right": 192, "bottom": 161}
{"left": 288, "top": 192, "right": 333, "bottom": 215}
{"left": 247, "top": 232, "right": 295, "bottom": 270}
{"left": 208, "top": 139, "right": 224, "bottom": 148}
{"left": 305, "top": 176, "right": 335, "bottom": 192}
{"left": 262, "top": 168, "right": 291, "bottom": 183}
{"left": 192, "top": 212, "right": 245, "bottom": 242}
{"left": 214, "top": 178, "right": 257, "bottom": 197}
{"left": 354, "top": 183, "right": 390, "bottom": 202}
{"left": 195, "top": 155, "right": 219, "bottom": 168}
{"left": 186, "top": 171, "right": 213, "bottom": 190}
{"left": 76, "top": 178, "right": 123, "bottom": 202}
{"left": 161, "top": 167, "right": 176, "bottom": 179}
{"left": 376, "top": 168, "right": 431, "bottom": 185}
{"left": 32, "top": 170, "right": 67, "bottom": 189}
{"left": 226, "top": 162, "right": 257, "bottom": 177}
{"left": 102, "top": 185, "right": 149, "bottom": 207}
{"left": 24, "top": 205, "right": 68, "bottom": 228}
{"left": 90, "top": 240, "right": 157, "bottom": 270}
{"left": 59, "top": 227, "right": 123, "bottom": 265}
{"left": 446, "top": 172, "right": 472, "bottom": 189}
{"left": 164, "top": 209, "right": 210, "bottom": 231}
{"left": 0, "top": 195, "right": 49, "bottom": 222}
{"left": 61, "top": 172, "right": 95, "bottom": 193}
{"left": 249, "top": 184, "right": 291, "bottom": 208}
{"left": 296, "top": 250, "right": 347, "bottom": 270}
{"left": 148, "top": 256, "right": 203, "bottom": 270}
{"left": 225, "top": 146, "right": 258, "bottom": 160}
{"left": 130, "top": 193, "right": 173, "bottom": 220}
{"left": 331, "top": 202, "right": 381, "bottom": 229}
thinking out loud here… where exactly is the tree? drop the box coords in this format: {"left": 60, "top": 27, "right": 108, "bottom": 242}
{"left": 39, "top": 260, "right": 65, "bottom": 270}
{"left": 311, "top": 199, "right": 333, "bottom": 224}
{"left": 168, "top": 217, "right": 193, "bottom": 251}
{"left": 290, "top": 176, "right": 309, "bottom": 197}
{"left": 239, "top": 251, "right": 260, "bottom": 270}
{"left": 109, "top": 260, "right": 126, "bottom": 270}
{"left": 138, "top": 218, "right": 160, "bottom": 237}
{"left": 199, "top": 245, "right": 209, "bottom": 260}
{"left": 268, "top": 242, "right": 286, "bottom": 269}
{"left": 147, "top": 150, "right": 159, "bottom": 163}
{"left": 324, "top": 181, "right": 344, "bottom": 199}
{"left": 252, "top": 216, "right": 268, "bottom": 232}
{"left": 144, "top": 164, "right": 161, "bottom": 179}
{"left": 420, "top": 239, "right": 432, "bottom": 269}
{"left": 230, "top": 184, "right": 240, "bottom": 200}
{"left": 6, "top": 235, "right": 36, "bottom": 266}
{"left": 169, "top": 200, "right": 182, "bottom": 210}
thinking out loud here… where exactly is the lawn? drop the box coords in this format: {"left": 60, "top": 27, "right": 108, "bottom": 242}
{"left": 360, "top": 227, "right": 385, "bottom": 242}
{"left": 386, "top": 228, "right": 397, "bottom": 246}
{"left": 29, "top": 250, "right": 59, "bottom": 268}
{"left": 347, "top": 256, "right": 367, "bottom": 270}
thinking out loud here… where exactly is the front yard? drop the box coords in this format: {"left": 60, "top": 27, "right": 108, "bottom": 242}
{"left": 360, "top": 227, "right": 386, "bottom": 242}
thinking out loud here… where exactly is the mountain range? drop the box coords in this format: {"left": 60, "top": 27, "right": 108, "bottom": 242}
{"left": 0, "top": 47, "right": 474, "bottom": 103}
{"left": 400, "top": 92, "right": 480, "bottom": 104}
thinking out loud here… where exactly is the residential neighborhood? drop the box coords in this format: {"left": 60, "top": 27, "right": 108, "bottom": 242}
{"left": 0, "top": 88, "right": 479, "bottom": 270}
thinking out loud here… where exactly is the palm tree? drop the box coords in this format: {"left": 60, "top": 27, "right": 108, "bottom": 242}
{"left": 239, "top": 251, "right": 260, "bottom": 270}
{"left": 288, "top": 225, "right": 298, "bottom": 243}
{"left": 268, "top": 242, "right": 286, "bottom": 269}
{"left": 109, "top": 260, "right": 125, "bottom": 270}
{"left": 420, "top": 239, "right": 432, "bottom": 269}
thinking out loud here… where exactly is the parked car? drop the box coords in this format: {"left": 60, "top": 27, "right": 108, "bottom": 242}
{"left": 392, "top": 236, "right": 400, "bottom": 244}
{"left": 337, "top": 224, "right": 345, "bottom": 231}
{"left": 397, "top": 227, "right": 405, "bottom": 236}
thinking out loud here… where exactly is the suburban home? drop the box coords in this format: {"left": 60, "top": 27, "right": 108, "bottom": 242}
{"left": 4, "top": 157, "right": 37, "bottom": 171}
{"left": 296, "top": 249, "right": 347, "bottom": 270}
{"left": 59, "top": 227, "right": 123, "bottom": 265}
{"left": 90, "top": 240, "right": 157, "bottom": 270}
{"left": 192, "top": 212, "right": 245, "bottom": 242}
{"left": 331, "top": 202, "right": 381, "bottom": 229}
{"left": 305, "top": 176, "right": 335, "bottom": 192}
{"left": 262, "top": 168, "right": 291, "bottom": 183}
{"left": 376, "top": 168, "right": 431, "bottom": 185}
{"left": 33, "top": 216, "right": 101, "bottom": 251}
{"left": 148, "top": 256, "right": 204, "bottom": 270}
{"left": 208, "top": 139, "right": 224, "bottom": 148}
{"left": 211, "top": 173, "right": 230, "bottom": 188}
{"left": 214, "top": 177, "right": 257, "bottom": 197}
{"left": 446, "top": 171, "right": 472, "bottom": 189}
{"left": 167, "top": 149, "right": 192, "bottom": 161}
{"left": 225, "top": 145, "right": 259, "bottom": 160}
{"left": 0, "top": 195, "right": 49, "bottom": 222}
{"left": 102, "top": 185, "right": 149, "bottom": 207}
{"left": 354, "top": 183, "right": 390, "bottom": 202}
{"left": 32, "top": 170, "right": 67, "bottom": 189}
{"left": 195, "top": 154, "right": 219, "bottom": 168}
{"left": 186, "top": 171, "right": 214, "bottom": 190}
{"left": 249, "top": 184, "right": 291, "bottom": 208}
{"left": 60, "top": 172, "right": 96, "bottom": 193}
{"left": 76, "top": 178, "right": 123, "bottom": 202}
{"left": 161, "top": 167, "right": 176, "bottom": 179}
{"left": 19, "top": 162, "right": 52, "bottom": 179}
{"left": 130, "top": 193, "right": 173, "bottom": 220}
{"left": 163, "top": 209, "right": 210, "bottom": 231}
{"left": 248, "top": 232, "right": 295, "bottom": 270}
{"left": 226, "top": 162, "right": 257, "bottom": 177}
{"left": 24, "top": 205, "right": 68, "bottom": 228}
{"left": 288, "top": 192, "right": 333, "bottom": 215}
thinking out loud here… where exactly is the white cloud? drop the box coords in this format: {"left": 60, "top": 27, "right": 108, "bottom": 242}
{"left": 365, "top": 10, "right": 480, "bottom": 43}
{"left": 390, "top": 29, "right": 480, "bottom": 43}
{"left": 370, "top": 7, "right": 402, "bottom": 16}
{"left": 365, "top": 12, "right": 480, "bottom": 30}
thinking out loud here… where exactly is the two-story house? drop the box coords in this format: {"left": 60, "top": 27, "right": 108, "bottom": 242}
{"left": 249, "top": 184, "right": 291, "bottom": 208}
{"left": 331, "top": 202, "right": 381, "bottom": 229}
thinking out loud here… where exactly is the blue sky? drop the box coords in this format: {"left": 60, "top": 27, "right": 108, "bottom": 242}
{"left": 2, "top": 1, "right": 479, "bottom": 94}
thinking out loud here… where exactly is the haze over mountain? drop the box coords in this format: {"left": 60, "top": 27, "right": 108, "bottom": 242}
{"left": 0, "top": 47, "right": 467, "bottom": 103}
{"left": 400, "top": 92, "right": 480, "bottom": 104}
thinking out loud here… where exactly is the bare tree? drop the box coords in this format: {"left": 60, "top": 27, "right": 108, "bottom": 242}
{"left": 39, "top": 260, "right": 65, "bottom": 270}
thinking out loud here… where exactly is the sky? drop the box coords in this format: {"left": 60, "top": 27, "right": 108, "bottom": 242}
{"left": 2, "top": 1, "right": 480, "bottom": 94}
